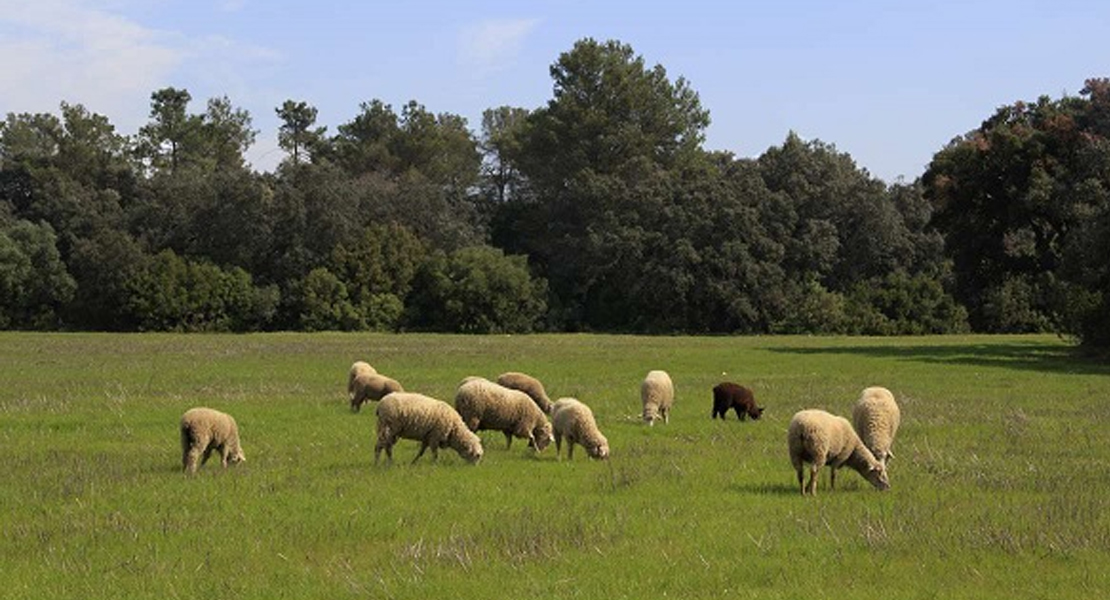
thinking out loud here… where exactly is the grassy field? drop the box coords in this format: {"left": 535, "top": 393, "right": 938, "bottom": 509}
{"left": 1, "top": 332, "right": 1107, "bottom": 599}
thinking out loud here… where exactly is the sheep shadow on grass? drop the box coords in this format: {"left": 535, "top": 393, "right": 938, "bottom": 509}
{"left": 728, "top": 481, "right": 797, "bottom": 496}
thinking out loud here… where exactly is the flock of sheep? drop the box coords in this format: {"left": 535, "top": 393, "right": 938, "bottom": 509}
{"left": 179, "top": 361, "right": 902, "bottom": 496}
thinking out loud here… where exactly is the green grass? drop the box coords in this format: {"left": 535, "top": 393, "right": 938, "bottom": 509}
{"left": 1, "top": 332, "right": 1107, "bottom": 599}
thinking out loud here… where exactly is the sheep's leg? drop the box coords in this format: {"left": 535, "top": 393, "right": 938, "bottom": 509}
{"left": 554, "top": 433, "right": 563, "bottom": 459}
{"left": 567, "top": 441, "right": 575, "bottom": 460}
{"left": 737, "top": 407, "right": 746, "bottom": 421}
{"left": 796, "top": 465, "right": 805, "bottom": 495}
{"left": 201, "top": 446, "right": 214, "bottom": 466}
{"left": 184, "top": 447, "right": 203, "bottom": 474}
{"left": 807, "top": 465, "right": 820, "bottom": 495}
{"left": 806, "top": 458, "right": 825, "bottom": 495}
{"left": 830, "top": 466, "right": 839, "bottom": 490}
{"left": 412, "top": 442, "right": 430, "bottom": 464}
{"left": 504, "top": 432, "right": 514, "bottom": 449}
{"left": 374, "top": 438, "right": 393, "bottom": 465}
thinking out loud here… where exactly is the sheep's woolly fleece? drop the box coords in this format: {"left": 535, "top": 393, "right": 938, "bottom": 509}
{"left": 787, "top": 408, "right": 888, "bottom": 496}
{"left": 852, "top": 386, "right": 901, "bottom": 466}
{"left": 348, "top": 361, "right": 376, "bottom": 396}
{"left": 180, "top": 407, "right": 246, "bottom": 474}
{"left": 374, "top": 392, "right": 483, "bottom": 464}
{"left": 496, "top": 372, "right": 554, "bottom": 415}
{"left": 551, "top": 397, "right": 610, "bottom": 460}
{"left": 641, "top": 370, "right": 674, "bottom": 425}
{"left": 454, "top": 377, "right": 554, "bottom": 451}
{"left": 349, "top": 372, "right": 404, "bottom": 412}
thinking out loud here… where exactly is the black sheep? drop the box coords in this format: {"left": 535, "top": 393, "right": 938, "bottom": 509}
{"left": 712, "top": 382, "right": 764, "bottom": 420}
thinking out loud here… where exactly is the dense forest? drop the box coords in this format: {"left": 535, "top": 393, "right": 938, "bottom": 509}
{"left": 3, "top": 39, "right": 1110, "bottom": 346}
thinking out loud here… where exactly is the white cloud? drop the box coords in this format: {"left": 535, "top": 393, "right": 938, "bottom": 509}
{"left": 0, "top": 0, "right": 181, "bottom": 131}
{"left": 458, "top": 18, "right": 540, "bottom": 73}
{"left": 0, "top": 0, "right": 278, "bottom": 136}
{"left": 218, "top": 0, "right": 247, "bottom": 12}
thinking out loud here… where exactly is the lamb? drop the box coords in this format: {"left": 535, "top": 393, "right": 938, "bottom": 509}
{"left": 348, "top": 361, "right": 376, "bottom": 397}
{"left": 712, "top": 382, "right": 764, "bottom": 420}
{"left": 852, "top": 386, "right": 901, "bottom": 467}
{"left": 180, "top": 407, "right": 246, "bottom": 474}
{"left": 374, "top": 392, "right": 484, "bottom": 464}
{"left": 349, "top": 371, "right": 404, "bottom": 412}
{"left": 496, "top": 371, "right": 554, "bottom": 415}
{"left": 454, "top": 377, "right": 554, "bottom": 451}
{"left": 551, "top": 397, "right": 610, "bottom": 460}
{"left": 787, "top": 409, "right": 889, "bottom": 496}
{"left": 641, "top": 370, "right": 674, "bottom": 426}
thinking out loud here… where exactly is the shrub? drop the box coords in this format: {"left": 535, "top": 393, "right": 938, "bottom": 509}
{"left": 0, "top": 220, "right": 76, "bottom": 329}
{"left": 125, "top": 250, "right": 276, "bottom": 332}
{"left": 405, "top": 245, "right": 547, "bottom": 333}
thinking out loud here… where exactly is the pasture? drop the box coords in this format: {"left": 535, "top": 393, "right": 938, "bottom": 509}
{"left": 1, "top": 332, "right": 1107, "bottom": 599}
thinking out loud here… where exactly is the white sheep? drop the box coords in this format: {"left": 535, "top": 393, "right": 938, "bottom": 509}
{"left": 349, "top": 372, "right": 404, "bottom": 412}
{"left": 374, "top": 392, "right": 484, "bottom": 464}
{"left": 641, "top": 370, "right": 674, "bottom": 426}
{"left": 852, "top": 386, "right": 901, "bottom": 467}
{"left": 551, "top": 397, "right": 610, "bottom": 460}
{"left": 180, "top": 407, "right": 246, "bottom": 474}
{"left": 787, "top": 409, "right": 889, "bottom": 496}
{"left": 496, "top": 371, "right": 554, "bottom": 415}
{"left": 348, "top": 361, "right": 376, "bottom": 397}
{"left": 454, "top": 377, "right": 554, "bottom": 452}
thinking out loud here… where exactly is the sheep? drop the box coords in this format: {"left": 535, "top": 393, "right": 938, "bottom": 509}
{"left": 374, "top": 392, "right": 484, "bottom": 465}
{"left": 454, "top": 377, "right": 554, "bottom": 452}
{"left": 180, "top": 407, "right": 246, "bottom": 474}
{"left": 641, "top": 370, "right": 674, "bottom": 426}
{"left": 496, "top": 371, "right": 554, "bottom": 415}
{"left": 787, "top": 409, "right": 889, "bottom": 496}
{"left": 349, "top": 371, "right": 404, "bottom": 412}
{"left": 852, "top": 386, "right": 901, "bottom": 467}
{"left": 551, "top": 397, "right": 610, "bottom": 460}
{"left": 348, "top": 361, "right": 376, "bottom": 397}
{"left": 712, "top": 382, "right": 764, "bottom": 421}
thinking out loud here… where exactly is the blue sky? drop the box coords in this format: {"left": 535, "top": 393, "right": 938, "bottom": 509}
{"left": 1, "top": 0, "right": 1106, "bottom": 182}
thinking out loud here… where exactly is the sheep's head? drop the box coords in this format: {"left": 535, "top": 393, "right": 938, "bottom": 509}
{"left": 750, "top": 406, "right": 765, "bottom": 420}
{"left": 589, "top": 437, "right": 610, "bottom": 460}
{"left": 532, "top": 423, "right": 554, "bottom": 451}
{"left": 865, "top": 464, "right": 889, "bottom": 491}
{"left": 455, "top": 430, "right": 484, "bottom": 464}
{"left": 230, "top": 448, "right": 246, "bottom": 464}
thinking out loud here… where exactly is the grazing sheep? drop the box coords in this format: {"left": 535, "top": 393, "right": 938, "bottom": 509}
{"left": 349, "top": 372, "right": 404, "bottom": 412}
{"left": 852, "top": 386, "right": 901, "bottom": 467}
{"left": 374, "top": 392, "right": 483, "bottom": 465}
{"left": 454, "top": 377, "right": 554, "bottom": 452}
{"left": 180, "top": 407, "right": 246, "bottom": 474}
{"left": 496, "top": 371, "right": 554, "bottom": 415}
{"left": 712, "top": 382, "right": 764, "bottom": 421}
{"left": 787, "top": 409, "right": 889, "bottom": 496}
{"left": 348, "top": 361, "right": 376, "bottom": 397}
{"left": 551, "top": 397, "right": 610, "bottom": 460}
{"left": 641, "top": 370, "right": 674, "bottom": 426}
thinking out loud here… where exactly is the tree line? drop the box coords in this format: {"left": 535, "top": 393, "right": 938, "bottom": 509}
{"left": 2, "top": 38, "right": 1109, "bottom": 346}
